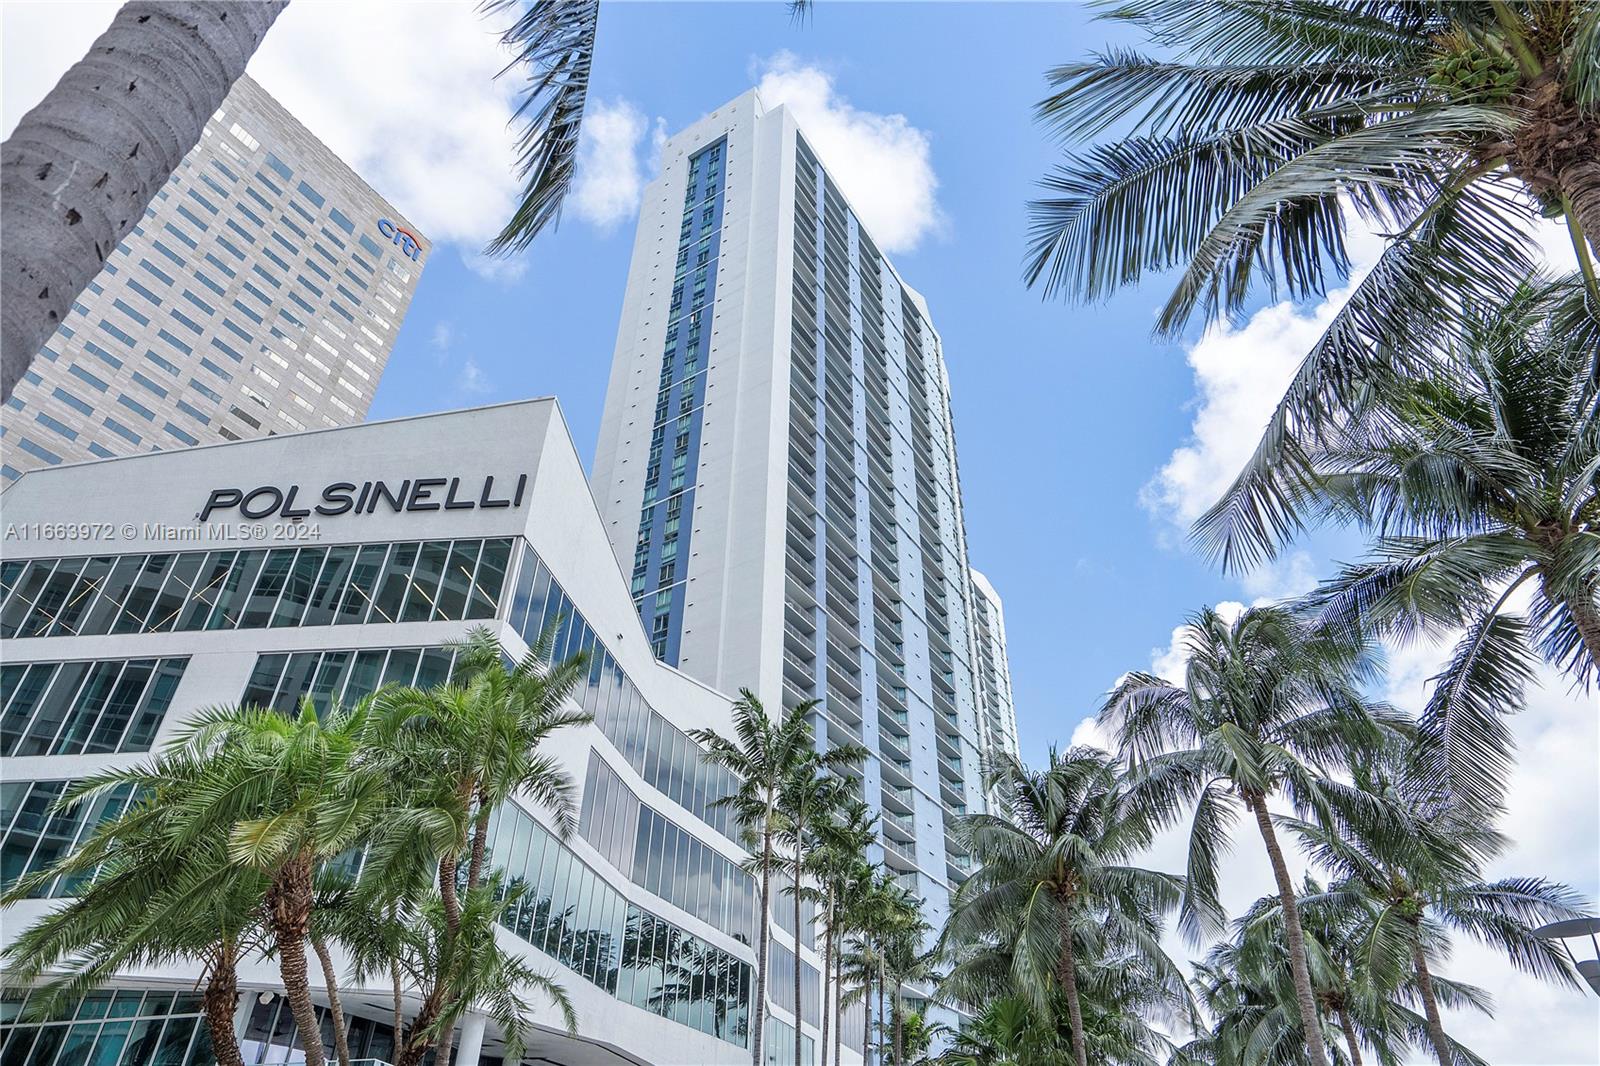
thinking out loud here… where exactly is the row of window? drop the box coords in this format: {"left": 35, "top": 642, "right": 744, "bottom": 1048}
{"left": 1, "top": 779, "right": 139, "bottom": 898}
{"left": 0, "top": 538, "right": 512, "bottom": 640}
{"left": 635, "top": 137, "right": 728, "bottom": 661}
{"left": 0, "top": 657, "right": 186, "bottom": 758}
{"left": 580, "top": 751, "right": 758, "bottom": 944}
{"left": 485, "top": 799, "right": 752, "bottom": 1047}
{"left": 239, "top": 646, "right": 458, "bottom": 713}
{"left": 0, "top": 990, "right": 214, "bottom": 1066}
{"left": 504, "top": 543, "right": 740, "bottom": 840}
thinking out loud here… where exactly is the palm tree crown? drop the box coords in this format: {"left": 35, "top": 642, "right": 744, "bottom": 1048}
{"left": 944, "top": 747, "right": 1187, "bottom": 1066}
{"left": 1028, "top": 0, "right": 1600, "bottom": 580}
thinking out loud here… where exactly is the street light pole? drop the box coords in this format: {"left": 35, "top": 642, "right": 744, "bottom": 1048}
{"left": 1533, "top": 917, "right": 1600, "bottom": 997}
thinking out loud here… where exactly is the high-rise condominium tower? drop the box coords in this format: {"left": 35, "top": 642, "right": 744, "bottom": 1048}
{"left": 969, "top": 567, "right": 1021, "bottom": 772}
{"left": 2, "top": 74, "right": 426, "bottom": 484}
{"left": 593, "top": 90, "right": 1005, "bottom": 931}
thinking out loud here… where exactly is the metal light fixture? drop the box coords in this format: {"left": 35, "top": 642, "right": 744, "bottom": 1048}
{"left": 1534, "top": 917, "right": 1600, "bottom": 996}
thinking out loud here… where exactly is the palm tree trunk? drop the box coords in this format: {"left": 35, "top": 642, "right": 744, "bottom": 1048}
{"left": 876, "top": 966, "right": 887, "bottom": 1066}
{"left": 820, "top": 889, "right": 833, "bottom": 1066}
{"left": 1337, "top": 1008, "right": 1364, "bottom": 1066}
{"left": 436, "top": 1016, "right": 458, "bottom": 1066}
{"left": 266, "top": 855, "right": 326, "bottom": 1066}
{"left": 1057, "top": 920, "right": 1089, "bottom": 1066}
{"left": 1559, "top": 153, "right": 1600, "bottom": 267}
{"left": 311, "top": 933, "right": 352, "bottom": 1066}
{"left": 466, "top": 797, "right": 492, "bottom": 890}
{"left": 753, "top": 826, "right": 772, "bottom": 1066}
{"left": 202, "top": 941, "right": 245, "bottom": 1066}
{"left": 794, "top": 842, "right": 805, "bottom": 1066}
{"left": 1408, "top": 924, "right": 1454, "bottom": 1066}
{"left": 1250, "top": 797, "right": 1331, "bottom": 1066}
{"left": 391, "top": 954, "right": 405, "bottom": 1057}
{"left": 0, "top": 0, "right": 286, "bottom": 401}
{"left": 861, "top": 966, "right": 873, "bottom": 1066}
{"left": 892, "top": 989, "right": 904, "bottom": 1066}
{"left": 833, "top": 935, "right": 844, "bottom": 1066}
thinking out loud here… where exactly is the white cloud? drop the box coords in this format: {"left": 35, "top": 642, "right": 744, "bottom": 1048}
{"left": 430, "top": 321, "right": 453, "bottom": 352}
{"left": 755, "top": 52, "right": 942, "bottom": 254}
{"left": 243, "top": 3, "right": 523, "bottom": 267}
{"left": 1144, "top": 215, "right": 1576, "bottom": 535}
{"left": 455, "top": 357, "right": 491, "bottom": 397}
{"left": 1239, "top": 549, "right": 1319, "bottom": 604}
{"left": 1380, "top": 632, "right": 1600, "bottom": 1065}
{"left": 570, "top": 98, "right": 650, "bottom": 231}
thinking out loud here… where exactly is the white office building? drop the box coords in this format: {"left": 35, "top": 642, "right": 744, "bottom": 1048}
{"left": 592, "top": 92, "right": 1009, "bottom": 950}
{"left": 2, "top": 74, "right": 426, "bottom": 485}
{"left": 0, "top": 400, "right": 857, "bottom": 1066}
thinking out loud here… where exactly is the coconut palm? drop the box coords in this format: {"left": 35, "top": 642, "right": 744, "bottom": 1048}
{"left": 1026, "top": 0, "right": 1600, "bottom": 577}
{"left": 1292, "top": 277, "right": 1600, "bottom": 813}
{"left": 777, "top": 744, "right": 868, "bottom": 1066}
{"left": 689, "top": 689, "right": 821, "bottom": 1066}
{"left": 0, "top": 1, "right": 286, "bottom": 401}
{"left": 1287, "top": 753, "right": 1587, "bottom": 1066}
{"left": 1204, "top": 879, "right": 1496, "bottom": 1066}
{"left": 938, "top": 996, "right": 1067, "bottom": 1066}
{"left": 942, "top": 748, "right": 1186, "bottom": 1066}
{"left": 1101, "top": 605, "right": 1403, "bottom": 1066}
{"left": 2, "top": 783, "right": 269, "bottom": 1066}
{"left": 366, "top": 625, "right": 589, "bottom": 1066}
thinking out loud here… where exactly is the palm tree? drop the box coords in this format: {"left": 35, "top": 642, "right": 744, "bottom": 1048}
{"left": 161, "top": 697, "right": 385, "bottom": 1066}
{"left": 1294, "top": 277, "right": 1600, "bottom": 813}
{"left": 367, "top": 625, "right": 589, "bottom": 1066}
{"left": 1199, "top": 879, "right": 1497, "bottom": 1066}
{"left": 0, "top": 1, "right": 286, "bottom": 400}
{"left": 342, "top": 876, "right": 575, "bottom": 1064}
{"left": 882, "top": 913, "right": 939, "bottom": 1066}
{"left": 2, "top": 785, "right": 269, "bottom": 1066}
{"left": 689, "top": 689, "right": 818, "bottom": 1066}
{"left": 1287, "top": 753, "right": 1587, "bottom": 1066}
{"left": 1102, "top": 605, "right": 1401, "bottom": 1066}
{"left": 942, "top": 748, "right": 1186, "bottom": 1066}
{"left": 1026, "top": 1, "right": 1600, "bottom": 576}
{"left": 938, "top": 996, "right": 1065, "bottom": 1066}
{"left": 806, "top": 797, "right": 878, "bottom": 1066}
{"left": 777, "top": 745, "right": 868, "bottom": 1066}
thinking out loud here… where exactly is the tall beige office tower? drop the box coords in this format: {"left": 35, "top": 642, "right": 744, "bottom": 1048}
{"left": 2, "top": 75, "right": 427, "bottom": 483}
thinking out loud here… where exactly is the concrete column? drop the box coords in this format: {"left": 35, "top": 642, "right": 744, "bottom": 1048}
{"left": 454, "top": 1011, "right": 487, "bottom": 1066}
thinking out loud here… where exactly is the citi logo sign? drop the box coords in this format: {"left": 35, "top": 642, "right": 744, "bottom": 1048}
{"left": 377, "top": 218, "right": 423, "bottom": 262}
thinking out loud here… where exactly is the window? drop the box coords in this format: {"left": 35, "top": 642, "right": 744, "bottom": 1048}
{"left": 33, "top": 413, "right": 76, "bottom": 441}
{"left": 117, "top": 395, "right": 155, "bottom": 422}
{"left": 1, "top": 657, "right": 187, "bottom": 756}
{"left": 51, "top": 388, "right": 93, "bottom": 416}
{"left": 101, "top": 417, "right": 140, "bottom": 445}
{"left": 16, "top": 438, "right": 60, "bottom": 465}
{"left": 296, "top": 181, "right": 325, "bottom": 208}
{"left": 265, "top": 152, "right": 293, "bottom": 182}
{"left": 228, "top": 121, "right": 259, "bottom": 151}
{"left": 0, "top": 779, "right": 139, "bottom": 897}
{"left": 66, "top": 366, "right": 107, "bottom": 393}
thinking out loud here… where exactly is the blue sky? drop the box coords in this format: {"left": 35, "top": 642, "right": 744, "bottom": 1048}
{"left": 368, "top": 2, "right": 1249, "bottom": 763}
{"left": 4, "top": 3, "right": 1593, "bottom": 1057}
